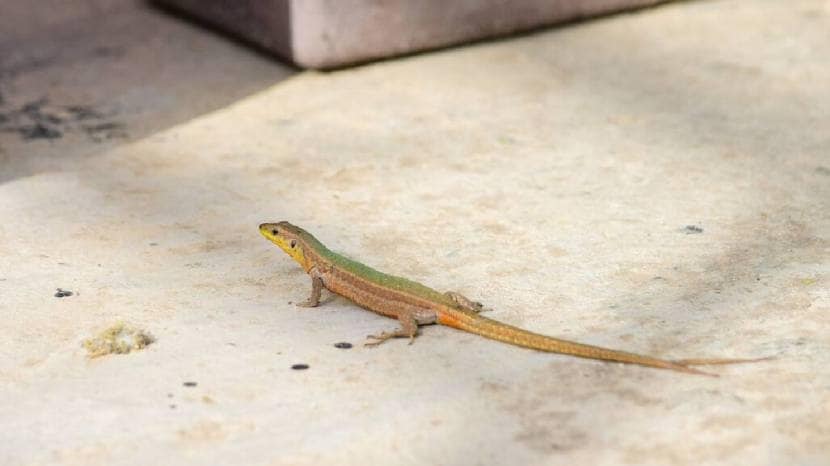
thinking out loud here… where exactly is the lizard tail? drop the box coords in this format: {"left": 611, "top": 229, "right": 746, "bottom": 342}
{"left": 436, "top": 308, "right": 719, "bottom": 376}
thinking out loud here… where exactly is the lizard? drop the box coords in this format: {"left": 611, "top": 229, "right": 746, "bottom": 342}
{"left": 259, "top": 221, "right": 765, "bottom": 376}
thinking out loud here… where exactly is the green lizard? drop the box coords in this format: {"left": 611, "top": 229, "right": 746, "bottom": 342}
{"left": 260, "top": 221, "right": 765, "bottom": 376}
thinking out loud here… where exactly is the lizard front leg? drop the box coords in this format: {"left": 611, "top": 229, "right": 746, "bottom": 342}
{"left": 444, "top": 291, "right": 489, "bottom": 313}
{"left": 296, "top": 267, "right": 324, "bottom": 307}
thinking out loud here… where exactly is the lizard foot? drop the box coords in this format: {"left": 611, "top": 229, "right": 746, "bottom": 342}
{"left": 445, "top": 291, "right": 490, "bottom": 313}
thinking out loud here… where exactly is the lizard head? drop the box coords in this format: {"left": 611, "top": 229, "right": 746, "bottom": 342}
{"left": 259, "top": 221, "right": 310, "bottom": 270}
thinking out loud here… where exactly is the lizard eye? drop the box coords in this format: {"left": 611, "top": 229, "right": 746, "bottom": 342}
{"left": 290, "top": 239, "right": 297, "bottom": 248}
{"left": 271, "top": 229, "right": 278, "bottom": 235}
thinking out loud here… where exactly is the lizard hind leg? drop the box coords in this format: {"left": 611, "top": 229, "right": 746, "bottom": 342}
{"left": 365, "top": 314, "right": 419, "bottom": 347}
{"left": 444, "top": 291, "right": 490, "bottom": 313}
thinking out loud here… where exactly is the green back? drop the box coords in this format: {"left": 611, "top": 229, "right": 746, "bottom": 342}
{"left": 300, "top": 228, "right": 452, "bottom": 304}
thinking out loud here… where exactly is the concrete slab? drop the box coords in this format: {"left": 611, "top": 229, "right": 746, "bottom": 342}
{"left": 1, "top": 1, "right": 829, "bottom": 465}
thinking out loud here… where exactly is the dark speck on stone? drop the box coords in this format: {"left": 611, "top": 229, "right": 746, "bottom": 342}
{"left": 21, "top": 100, "right": 46, "bottom": 114}
{"left": 183, "top": 381, "right": 198, "bottom": 387}
{"left": 22, "top": 123, "right": 61, "bottom": 140}
{"left": 85, "top": 122, "right": 122, "bottom": 132}
{"left": 42, "top": 113, "right": 63, "bottom": 124}
{"left": 683, "top": 225, "right": 704, "bottom": 234}
{"left": 54, "top": 288, "right": 73, "bottom": 298}
{"left": 66, "top": 105, "right": 103, "bottom": 120}
{"left": 334, "top": 342, "right": 353, "bottom": 349}
{"left": 291, "top": 364, "right": 309, "bottom": 370}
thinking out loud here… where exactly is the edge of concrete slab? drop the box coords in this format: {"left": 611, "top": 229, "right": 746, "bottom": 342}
{"left": 152, "top": 0, "right": 668, "bottom": 69}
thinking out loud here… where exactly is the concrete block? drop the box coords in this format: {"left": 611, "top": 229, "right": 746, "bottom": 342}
{"left": 155, "top": 0, "right": 666, "bottom": 68}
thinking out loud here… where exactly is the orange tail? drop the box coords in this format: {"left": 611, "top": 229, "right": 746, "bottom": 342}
{"left": 436, "top": 308, "right": 764, "bottom": 376}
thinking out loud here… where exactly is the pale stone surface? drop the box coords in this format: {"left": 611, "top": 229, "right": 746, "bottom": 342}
{"left": 1, "top": 1, "right": 829, "bottom": 465}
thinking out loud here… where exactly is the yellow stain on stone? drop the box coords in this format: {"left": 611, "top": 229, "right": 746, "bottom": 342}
{"left": 83, "top": 322, "right": 154, "bottom": 358}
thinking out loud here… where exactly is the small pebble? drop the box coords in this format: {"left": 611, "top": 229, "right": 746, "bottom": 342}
{"left": 334, "top": 342, "right": 353, "bottom": 349}
{"left": 183, "top": 381, "right": 198, "bottom": 387}
{"left": 291, "top": 364, "right": 309, "bottom": 370}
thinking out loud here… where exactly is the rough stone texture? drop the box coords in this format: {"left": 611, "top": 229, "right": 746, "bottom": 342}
{"left": 1, "top": 1, "right": 829, "bottom": 465}
{"left": 0, "top": 0, "right": 294, "bottom": 179}
{"left": 155, "top": 0, "right": 667, "bottom": 68}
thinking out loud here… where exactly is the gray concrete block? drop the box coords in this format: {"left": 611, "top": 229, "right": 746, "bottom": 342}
{"left": 155, "top": 0, "right": 666, "bottom": 68}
